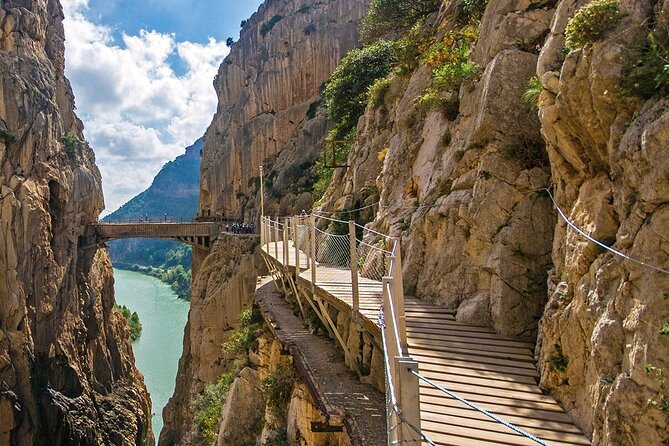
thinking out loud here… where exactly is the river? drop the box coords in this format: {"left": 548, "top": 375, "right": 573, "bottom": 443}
{"left": 113, "top": 268, "right": 190, "bottom": 436}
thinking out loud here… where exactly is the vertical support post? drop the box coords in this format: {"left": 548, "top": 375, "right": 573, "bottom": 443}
{"left": 293, "top": 216, "right": 301, "bottom": 271}
{"left": 349, "top": 221, "right": 359, "bottom": 315}
{"left": 274, "top": 220, "right": 279, "bottom": 260}
{"left": 391, "top": 239, "right": 408, "bottom": 354}
{"left": 259, "top": 165, "right": 265, "bottom": 218}
{"left": 395, "top": 358, "right": 421, "bottom": 445}
{"left": 283, "top": 219, "right": 289, "bottom": 267}
{"left": 260, "top": 217, "right": 265, "bottom": 246}
{"left": 310, "top": 214, "right": 317, "bottom": 286}
{"left": 382, "top": 277, "right": 399, "bottom": 361}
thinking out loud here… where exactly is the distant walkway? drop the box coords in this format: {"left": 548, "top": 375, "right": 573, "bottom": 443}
{"left": 86, "top": 220, "right": 256, "bottom": 249}
{"left": 255, "top": 278, "right": 386, "bottom": 446}
{"left": 260, "top": 215, "right": 590, "bottom": 446}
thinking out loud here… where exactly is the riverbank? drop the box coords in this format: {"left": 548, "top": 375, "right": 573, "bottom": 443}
{"left": 114, "top": 262, "right": 191, "bottom": 300}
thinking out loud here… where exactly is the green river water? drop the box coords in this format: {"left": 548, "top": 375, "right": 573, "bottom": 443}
{"left": 113, "top": 268, "right": 190, "bottom": 436}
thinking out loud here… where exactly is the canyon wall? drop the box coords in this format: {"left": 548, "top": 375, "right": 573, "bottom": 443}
{"left": 536, "top": 0, "right": 669, "bottom": 443}
{"left": 198, "top": 0, "right": 370, "bottom": 221}
{"left": 160, "top": 236, "right": 261, "bottom": 445}
{"left": 0, "top": 1, "right": 151, "bottom": 444}
{"left": 316, "top": 0, "right": 669, "bottom": 443}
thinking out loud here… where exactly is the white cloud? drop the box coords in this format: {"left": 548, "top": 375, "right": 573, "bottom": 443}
{"left": 60, "top": 0, "right": 229, "bottom": 213}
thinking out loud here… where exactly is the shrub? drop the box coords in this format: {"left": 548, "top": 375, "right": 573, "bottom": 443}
{"left": 63, "top": 132, "right": 81, "bottom": 157}
{"left": 622, "top": 32, "right": 669, "bottom": 98}
{"left": 324, "top": 40, "right": 397, "bottom": 138}
{"left": 368, "top": 74, "right": 394, "bottom": 108}
{"left": 240, "top": 19, "right": 247, "bottom": 28}
{"left": 0, "top": 128, "right": 16, "bottom": 144}
{"left": 226, "top": 37, "right": 234, "bottom": 47}
{"left": 361, "top": 0, "right": 442, "bottom": 42}
{"left": 192, "top": 371, "right": 236, "bottom": 445}
{"left": 460, "top": 0, "right": 489, "bottom": 23}
{"left": 222, "top": 308, "right": 264, "bottom": 355}
{"left": 261, "top": 15, "right": 284, "bottom": 37}
{"left": 548, "top": 344, "right": 569, "bottom": 373}
{"left": 426, "top": 25, "right": 480, "bottom": 92}
{"left": 565, "top": 0, "right": 622, "bottom": 50}
{"left": 303, "top": 24, "right": 317, "bottom": 35}
{"left": 115, "top": 304, "right": 142, "bottom": 341}
{"left": 262, "top": 363, "right": 295, "bottom": 424}
{"left": 306, "top": 99, "right": 322, "bottom": 120}
{"left": 523, "top": 76, "right": 543, "bottom": 110}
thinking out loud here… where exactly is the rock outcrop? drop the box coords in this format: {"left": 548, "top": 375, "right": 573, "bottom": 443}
{"left": 160, "top": 235, "right": 261, "bottom": 445}
{"left": 0, "top": 1, "right": 151, "bottom": 444}
{"left": 321, "top": 0, "right": 557, "bottom": 338}
{"left": 536, "top": 0, "right": 669, "bottom": 443}
{"left": 198, "top": 0, "right": 370, "bottom": 221}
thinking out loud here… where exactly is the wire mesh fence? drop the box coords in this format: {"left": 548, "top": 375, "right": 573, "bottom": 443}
{"left": 356, "top": 227, "right": 393, "bottom": 281}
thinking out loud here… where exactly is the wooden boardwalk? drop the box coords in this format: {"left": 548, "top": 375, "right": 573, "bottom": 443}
{"left": 262, "top": 241, "right": 590, "bottom": 446}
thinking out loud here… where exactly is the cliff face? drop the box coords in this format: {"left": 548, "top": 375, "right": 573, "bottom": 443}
{"left": 199, "top": 0, "right": 370, "bottom": 221}
{"left": 536, "top": 0, "right": 669, "bottom": 443}
{"left": 160, "top": 236, "right": 261, "bottom": 445}
{"left": 318, "top": 0, "right": 669, "bottom": 443}
{"left": 0, "top": 1, "right": 151, "bottom": 444}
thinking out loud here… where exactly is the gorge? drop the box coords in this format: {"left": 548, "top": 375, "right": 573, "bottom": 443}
{"left": 1, "top": 0, "right": 669, "bottom": 445}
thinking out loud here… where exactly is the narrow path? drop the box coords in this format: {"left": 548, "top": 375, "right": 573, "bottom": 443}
{"left": 255, "top": 278, "right": 387, "bottom": 446}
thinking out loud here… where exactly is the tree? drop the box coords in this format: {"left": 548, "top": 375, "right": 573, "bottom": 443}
{"left": 324, "top": 40, "right": 398, "bottom": 137}
{"left": 361, "top": 0, "right": 442, "bottom": 42}
{"left": 226, "top": 37, "right": 234, "bottom": 47}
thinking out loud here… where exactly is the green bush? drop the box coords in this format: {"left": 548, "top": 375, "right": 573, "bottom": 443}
{"left": 115, "top": 304, "right": 142, "bottom": 341}
{"left": 262, "top": 363, "right": 295, "bottom": 424}
{"left": 427, "top": 25, "right": 480, "bottom": 92}
{"left": 565, "top": 0, "right": 622, "bottom": 50}
{"left": 63, "top": 132, "right": 81, "bottom": 157}
{"left": 192, "top": 371, "right": 236, "bottom": 445}
{"left": 324, "top": 40, "right": 398, "bottom": 138}
{"left": 261, "top": 15, "right": 284, "bottom": 37}
{"left": 622, "top": 32, "right": 669, "bottom": 98}
{"left": 368, "top": 74, "right": 394, "bottom": 108}
{"left": 548, "top": 344, "right": 569, "bottom": 373}
{"left": 360, "top": 0, "right": 442, "bottom": 42}
{"left": 523, "top": 76, "right": 543, "bottom": 110}
{"left": 222, "top": 308, "right": 264, "bottom": 355}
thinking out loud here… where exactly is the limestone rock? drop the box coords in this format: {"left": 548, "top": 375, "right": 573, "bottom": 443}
{"left": 217, "top": 367, "right": 265, "bottom": 445}
{"left": 160, "top": 236, "right": 262, "bottom": 445}
{"left": 0, "top": 1, "right": 151, "bottom": 444}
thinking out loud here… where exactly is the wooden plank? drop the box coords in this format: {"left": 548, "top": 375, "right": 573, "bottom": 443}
{"left": 409, "top": 347, "right": 539, "bottom": 371}
{"left": 412, "top": 360, "right": 538, "bottom": 385}
{"left": 418, "top": 386, "right": 565, "bottom": 413}
{"left": 406, "top": 328, "right": 534, "bottom": 350}
{"left": 407, "top": 325, "right": 536, "bottom": 345}
{"left": 418, "top": 370, "right": 543, "bottom": 395}
{"left": 420, "top": 417, "right": 588, "bottom": 446}
{"left": 409, "top": 339, "right": 535, "bottom": 363}
{"left": 417, "top": 379, "right": 559, "bottom": 405}
{"left": 419, "top": 394, "right": 576, "bottom": 424}
{"left": 407, "top": 333, "right": 534, "bottom": 357}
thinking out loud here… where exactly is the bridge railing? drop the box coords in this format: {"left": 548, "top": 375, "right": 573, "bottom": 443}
{"left": 260, "top": 213, "right": 421, "bottom": 445}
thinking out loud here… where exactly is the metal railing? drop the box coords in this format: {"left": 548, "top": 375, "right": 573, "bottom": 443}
{"left": 260, "top": 213, "right": 421, "bottom": 445}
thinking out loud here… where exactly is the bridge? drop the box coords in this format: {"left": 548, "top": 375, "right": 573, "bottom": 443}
{"left": 85, "top": 219, "right": 256, "bottom": 249}
{"left": 260, "top": 215, "right": 590, "bottom": 446}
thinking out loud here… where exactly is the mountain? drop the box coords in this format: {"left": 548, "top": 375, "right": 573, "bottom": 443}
{"left": 104, "top": 139, "right": 203, "bottom": 299}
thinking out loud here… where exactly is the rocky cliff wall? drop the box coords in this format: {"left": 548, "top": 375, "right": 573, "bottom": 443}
{"left": 0, "top": 1, "right": 151, "bottom": 444}
{"left": 536, "top": 0, "right": 669, "bottom": 443}
{"left": 318, "top": 0, "right": 669, "bottom": 443}
{"left": 160, "top": 236, "right": 261, "bottom": 445}
{"left": 198, "top": 0, "right": 369, "bottom": 221}
{"left": 322, "top": 0, "right": 557, "bottom": 338}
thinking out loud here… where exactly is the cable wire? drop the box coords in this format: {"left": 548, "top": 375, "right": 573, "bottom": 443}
{"left": 545, "top": 188, "right": 669, "bottom": 276}
{"left": 412, "top": 371, "right": 552, "bottom": 446}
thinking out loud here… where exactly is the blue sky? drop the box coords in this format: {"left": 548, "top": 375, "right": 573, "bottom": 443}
{"left": 61, "top": 0, "right": 263, "bottom": 214}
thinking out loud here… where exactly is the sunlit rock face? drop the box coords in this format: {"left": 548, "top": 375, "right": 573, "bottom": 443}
{"left": 198, "top": 0, "right": 370, "bottom": 221}
{"left": 0, "top": 1, "right": 152, "bottom": 444}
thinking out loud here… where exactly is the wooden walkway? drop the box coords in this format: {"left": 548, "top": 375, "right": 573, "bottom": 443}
{"left": 262, "top": 241, "right": 590, "bottom": 446}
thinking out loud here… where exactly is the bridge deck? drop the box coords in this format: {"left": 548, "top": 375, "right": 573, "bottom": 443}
{"left": 262, "top": 242, "right": 590, "bottom": 446}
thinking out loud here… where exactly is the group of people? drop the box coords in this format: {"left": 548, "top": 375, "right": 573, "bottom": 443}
{"left": 225, "top": 222, "right": 254, "bottom": 234}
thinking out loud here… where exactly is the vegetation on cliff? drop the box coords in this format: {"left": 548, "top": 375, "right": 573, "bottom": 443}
{"left": 115, "top": 304, "right": 143, "bottom": 341}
